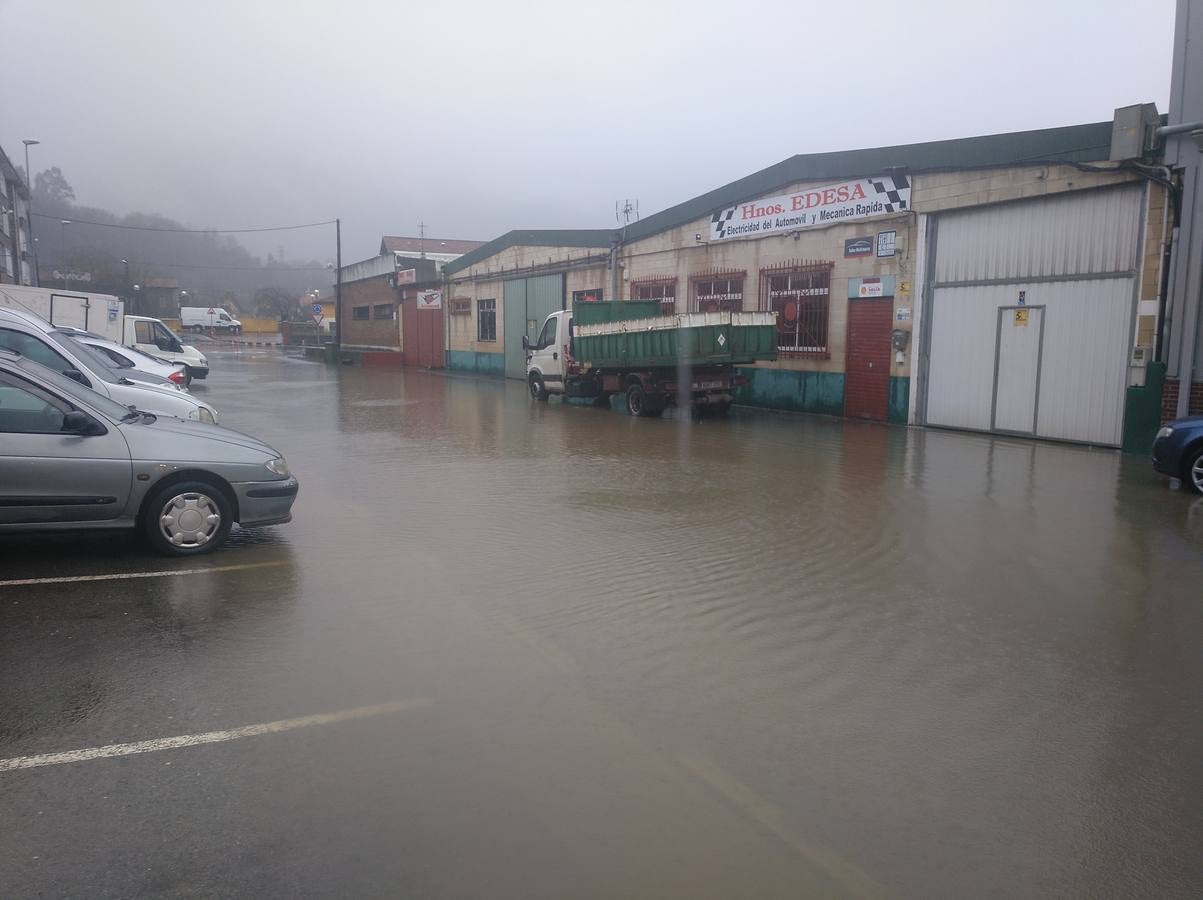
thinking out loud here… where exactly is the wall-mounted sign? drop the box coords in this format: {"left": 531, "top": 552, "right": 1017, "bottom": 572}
{"left": 898, "top": 280, "right": 911, "bottom": 296}
{"left": 1014, "top": 308, "right": 1029, "bottom": 326}
{"left": 1017, "top": 290, "right": 1026, "bottom": 306}
{"left": 396, "top": 268, "right": 417, "bottom": 285}
{"left": 710, "top": 174, "right": 911, "bottom": 242}
{"left": 107, "top": 301, "right": 120, "bottom": 321}
{"left": 858, "top": 278, "right": 885, "bottom": 298}
{"left": 876, "top": 230, "right": 897, "bottom": 258}
{"left": 896, "top": 307, "right": 912, "bottom": 321}
{"left": 844, "top": 236, "right": 874, "bottom": 258}
{"left": 417, "top": 289, "right": 442, "bottom": 310}
{"left": 51, "top": 270, "right": 92, "bottom": 282}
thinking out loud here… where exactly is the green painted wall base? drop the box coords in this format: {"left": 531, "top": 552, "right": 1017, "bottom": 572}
{"left": 888, "top": 376, "right": 910, "bottom": 424}
{"left": 734, "top": 367, "right": 845, "bottom": 416}
{"left": 446, "top": 350, "right": 505, "bottom": 377}
{"left": 1122, "top": 361, "right": 1165, "bottom": 454}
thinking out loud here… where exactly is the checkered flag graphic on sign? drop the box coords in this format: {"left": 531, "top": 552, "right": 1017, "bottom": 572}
{"left": 711, "top": 207, "right": 736, "bottom": 238}
{"left": 867, "top": 174, "right": 910, "bottom": 213}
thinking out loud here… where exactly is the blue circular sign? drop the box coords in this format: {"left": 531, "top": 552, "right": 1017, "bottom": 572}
{"left": 312, "top": 303, "right": 322, "bottom": 314}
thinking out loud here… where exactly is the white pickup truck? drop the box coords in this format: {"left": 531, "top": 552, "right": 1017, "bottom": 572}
{"left": 0, "top": 285, "right": 209, "bottom": 383}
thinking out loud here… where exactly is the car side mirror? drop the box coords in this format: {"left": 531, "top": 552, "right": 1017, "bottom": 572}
{"left": 62, "top": 368, "right": 87, "bottom": 385}
{"left": 62, "top": 410, "right": 94, "bottom": 434}
{"left": 522, "top": 335, "right": 530, "bottom": 351}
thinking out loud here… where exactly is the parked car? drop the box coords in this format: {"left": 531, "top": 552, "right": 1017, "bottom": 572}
{"left": 1152, "top": 415, "right": 1203, "bottom": 494}
{"left": 0, "top": 349, "right": 297, "bottom": 554}
{"left": 61, "top": 330, "right": 189, "bottom": 388}
{"left": 0, "top": 308, "right": 219, "bottom": 424}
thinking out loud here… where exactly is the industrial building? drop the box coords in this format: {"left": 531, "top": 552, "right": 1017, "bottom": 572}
{"left": 443, "top": 108, "right": 1187, "bottom": 449}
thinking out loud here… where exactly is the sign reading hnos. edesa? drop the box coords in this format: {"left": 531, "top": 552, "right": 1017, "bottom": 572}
{"left": 710, "top": 174, "right": 910, "bottom": 241}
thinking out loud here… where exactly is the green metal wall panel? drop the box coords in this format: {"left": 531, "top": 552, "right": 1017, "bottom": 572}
{"left": 888, "top": 376, "right": 910, "bottom": 424}
{"left": 503, "top": 279, "right": 528, "bottom": 379}
{"left": 734, "top": 367, "right": 846, "bottom": 416}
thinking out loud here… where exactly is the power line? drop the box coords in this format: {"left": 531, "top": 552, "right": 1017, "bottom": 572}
{"left": 32, "top": 212, "right": 336, "bottom": 234}
{"left": 122, "top": 259, "right": 331, "bottom": 272}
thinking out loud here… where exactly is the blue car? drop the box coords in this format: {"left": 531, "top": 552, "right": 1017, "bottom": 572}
{"left": 1152, "top": 415, "right": 1203, "bottom": 494}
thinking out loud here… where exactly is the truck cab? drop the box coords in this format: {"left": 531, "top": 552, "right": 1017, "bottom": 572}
{"left": 524, "top": 311, "right": 570, "bottom": 400}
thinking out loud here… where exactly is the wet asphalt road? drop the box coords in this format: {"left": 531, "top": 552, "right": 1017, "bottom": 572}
{"left": 1, "top": 348, "right": 1201, "bottom": 899}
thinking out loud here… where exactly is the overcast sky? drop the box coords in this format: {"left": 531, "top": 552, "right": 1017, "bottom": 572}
{"left": 1, "top": 0, "right": 1177, "bottom": 264}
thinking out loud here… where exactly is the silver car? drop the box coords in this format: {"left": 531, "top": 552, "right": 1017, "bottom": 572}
{"left": 0, "top": 349, "right": 298, "bottom": 555}
{"left": 58, "top": 329, "right": 189, "bottom": 388}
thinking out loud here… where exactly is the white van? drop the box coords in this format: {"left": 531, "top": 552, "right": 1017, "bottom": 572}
{"left": 180, "top": 306, "right": 242, "bottom": 333}
{"left": 123, "top": 316, "right": 209, "bottom": 383}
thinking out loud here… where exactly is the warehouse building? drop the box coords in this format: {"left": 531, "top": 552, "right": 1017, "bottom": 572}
{"left": 443, "top": 110, "right": 1177, "bottom": 448}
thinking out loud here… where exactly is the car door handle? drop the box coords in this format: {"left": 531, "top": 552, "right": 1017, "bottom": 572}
{"left": 552, "top": 352, "right": 558, "bottom": 360}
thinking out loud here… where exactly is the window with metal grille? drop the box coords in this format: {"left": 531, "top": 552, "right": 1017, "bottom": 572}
{"left": 572, "top": 289, "right": 603, "bottom": 304}
{"left": 764, "top": 264, "right": 832, "bottom": 356}
{"left": 693, "top": 276, "right": 744, "bottom": 312}
{"left": 477, "top": 299, "right": 496, "bottom": 342}
{"left": 352, "top": 306, "right": 370, "bottom": 320}
{"left": 634, "top": 281, "right": 676, "bottom": 315}
{"left": 451, "top": 298, "right": 472, "bottom": 315}
{"left": 372, "top": 303, "right": 394, "bottom": 320}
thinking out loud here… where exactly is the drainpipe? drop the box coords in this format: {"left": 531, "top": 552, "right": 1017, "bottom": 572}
{"left": 609, "top": 234, "right": 620, "bottom": 302}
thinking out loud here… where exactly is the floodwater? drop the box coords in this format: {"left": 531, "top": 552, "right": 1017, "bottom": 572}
{"left": 2, "top": 349, "right": 1201, "bottom": 899}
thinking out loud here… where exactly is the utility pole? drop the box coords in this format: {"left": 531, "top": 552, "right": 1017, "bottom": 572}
{"left": 22, "top": 139, "right": 39, "bottom": 286}
{"left": 334, "top": 218, "right": 343, "bottom": 352}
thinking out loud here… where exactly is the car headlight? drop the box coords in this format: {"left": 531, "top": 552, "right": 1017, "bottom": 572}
{"left": 198, "top": 407, "right": 217, "bottom": 425}
{"left": 265, "top": 457, "right": 289, "bottom": 477}
{"left": 1156, "top": 425, "right": 1174, "bottom": 440}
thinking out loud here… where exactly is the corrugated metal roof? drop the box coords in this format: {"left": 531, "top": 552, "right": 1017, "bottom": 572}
{"left": 380, "top": 236, "right": 484, "bottom": 255}
{"left": 622, "top": 121, "right": 1117, "bottom": 243}
{"left": 442, "top": 229, "right": 616, "bottom": 275}
{"left": 445, "top": 120, "right": 1119, "bottom": 275}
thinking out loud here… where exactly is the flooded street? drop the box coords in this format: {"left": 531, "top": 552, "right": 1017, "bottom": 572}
{"left": 2, "top": 348, "right": 1201, "bottom": 898}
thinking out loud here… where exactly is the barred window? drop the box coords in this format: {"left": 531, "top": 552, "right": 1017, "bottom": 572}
{"left": 634, "top": 281, "right": 676, "bottom": 315}
{"left": 477, "top": 299, "right": 497, "bottom": 342}
{"left": 372, "top": 303, "right": 394, "bottom": 320}
{"left": 450, "top": 298, "right": 472, "bottom": 315}
{"left": 765, "top": 264, "right": 832, "bottom": 356}
{"left": 352, "top": 306, "right": 370, "bottom": 321}
{"left": 693, "top": 276, "right": 744, "bottom": 312}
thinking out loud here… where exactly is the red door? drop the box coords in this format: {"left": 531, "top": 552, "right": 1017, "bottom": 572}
{"left": 417, "top": 307, "right": 443, "bottom": 368}
{"left": 844, "top": 299, "right": 893, "bottom": 421}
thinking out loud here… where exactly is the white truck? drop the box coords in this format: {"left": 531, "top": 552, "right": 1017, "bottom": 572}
{"left": 180, "top": 306, "right": 242, "bottom": 333}
{"left": 0, "top": 284, "right": 210, "bottom": 383}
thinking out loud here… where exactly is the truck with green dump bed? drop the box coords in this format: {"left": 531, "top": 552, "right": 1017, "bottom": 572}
{"left": 523, "top": 301, "right": 777, "bottom": 416}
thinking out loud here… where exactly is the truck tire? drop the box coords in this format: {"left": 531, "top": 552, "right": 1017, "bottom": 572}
{"left": 626, "top": 383, "right": 663, "bottom": 417}
{"left": 529, "top": 373, "right": 549, "bottom": 402}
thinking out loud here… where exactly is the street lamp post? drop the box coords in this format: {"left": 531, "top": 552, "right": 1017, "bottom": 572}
{"left": 121, "top": 258, "right": 131, "bottom": 314}
{"left": 22, "top": 139, "right": 39, "bottom": 286}
{"left": 59, "top": 220, "right": 70, "bottom": 288}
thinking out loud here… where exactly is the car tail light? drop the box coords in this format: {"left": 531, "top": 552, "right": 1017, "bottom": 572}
{"left": 169, "top": 370, "right": 186, "bottom": 385}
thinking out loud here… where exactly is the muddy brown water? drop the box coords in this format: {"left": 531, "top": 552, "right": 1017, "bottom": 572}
{"left": 2, "top": 349, "right": 1200, "bottom": 898}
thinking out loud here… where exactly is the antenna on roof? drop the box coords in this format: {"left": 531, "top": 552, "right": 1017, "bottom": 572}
{"left": 616, "top": 200, "right": 639, "bottom": 225}
{"left": 419, "top": 221, "right": 426, "bottom": 259}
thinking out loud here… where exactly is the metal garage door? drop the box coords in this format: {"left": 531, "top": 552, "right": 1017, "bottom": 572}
{"left": 503, "top": 274, "right": 563, "bottom": 379}
{"left": 922, "top": 185, "right": 1143, "bottom": 445}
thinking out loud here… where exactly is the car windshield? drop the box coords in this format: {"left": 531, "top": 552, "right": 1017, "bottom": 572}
{"left": 50, "top": 333, "right": 120, "bottom": 384}
{"left": 13, "top": 358, "right": 134, "bottom": 422}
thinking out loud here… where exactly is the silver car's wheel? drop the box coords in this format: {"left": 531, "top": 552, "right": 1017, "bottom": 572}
{"left": 158, "top": 491, "right": 223, "bottom": 549}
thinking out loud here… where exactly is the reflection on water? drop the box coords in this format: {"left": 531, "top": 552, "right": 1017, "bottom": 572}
{"left": 4, "top": 353, "right": 1200, "bottom": 899}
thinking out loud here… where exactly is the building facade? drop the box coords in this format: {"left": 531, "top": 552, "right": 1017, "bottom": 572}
{"left": 444, "top": 115, "right": 1178, "bottom": 449}
{"left": 0, "top": 145, "right": 35, "bottom": 286}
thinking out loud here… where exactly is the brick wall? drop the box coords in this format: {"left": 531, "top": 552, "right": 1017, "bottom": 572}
{"left": 340, "top": 275, "right": 400, "bottom": 349}
{"left": 1161, "top": 378, "right": 1203, "bottom": 421}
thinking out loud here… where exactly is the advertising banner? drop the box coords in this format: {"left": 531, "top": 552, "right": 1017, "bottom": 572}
{"left": 417, "top": 289, "right": 442, "bottom": 310}
{"left": 710, "top": 174, "right": 910, "bottom": 242}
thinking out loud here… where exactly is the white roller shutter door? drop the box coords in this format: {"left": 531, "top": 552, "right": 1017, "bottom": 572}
{"left": 923, "top": 185, "right": 1143, "bottom": 446}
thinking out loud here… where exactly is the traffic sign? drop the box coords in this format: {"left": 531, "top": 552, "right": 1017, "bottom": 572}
{"left": 312, "top": 303, "right": 322, "bottom": 314}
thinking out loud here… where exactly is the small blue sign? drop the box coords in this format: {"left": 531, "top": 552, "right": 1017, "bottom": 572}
{"left": 311, "top": 303, "right": 322, "bottom": 314}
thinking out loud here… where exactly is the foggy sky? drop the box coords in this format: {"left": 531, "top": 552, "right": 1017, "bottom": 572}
{"left": 1, "top": 0, "right": 1176, "bottom": 265}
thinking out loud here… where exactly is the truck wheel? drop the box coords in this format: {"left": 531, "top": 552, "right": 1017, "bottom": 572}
{"left": 529, "top": 374, "right": 549, "bottom": 402}
{"left": 627, "top": 383, "right": 663, "bottom": 417}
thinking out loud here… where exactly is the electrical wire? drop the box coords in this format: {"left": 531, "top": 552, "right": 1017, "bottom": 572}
{"left": 31, "top": 213, "right": 336, "bottom": 234}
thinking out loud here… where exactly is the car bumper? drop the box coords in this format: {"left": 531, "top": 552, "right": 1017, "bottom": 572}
{"left": 187, "top": 365, "right": 210, "bottom": 380}
{"left": 233, "top": 476, "right": 299, "bottom": 527}
{"left": 1151, "top": 440, "right": 1181, "bottom": 478}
